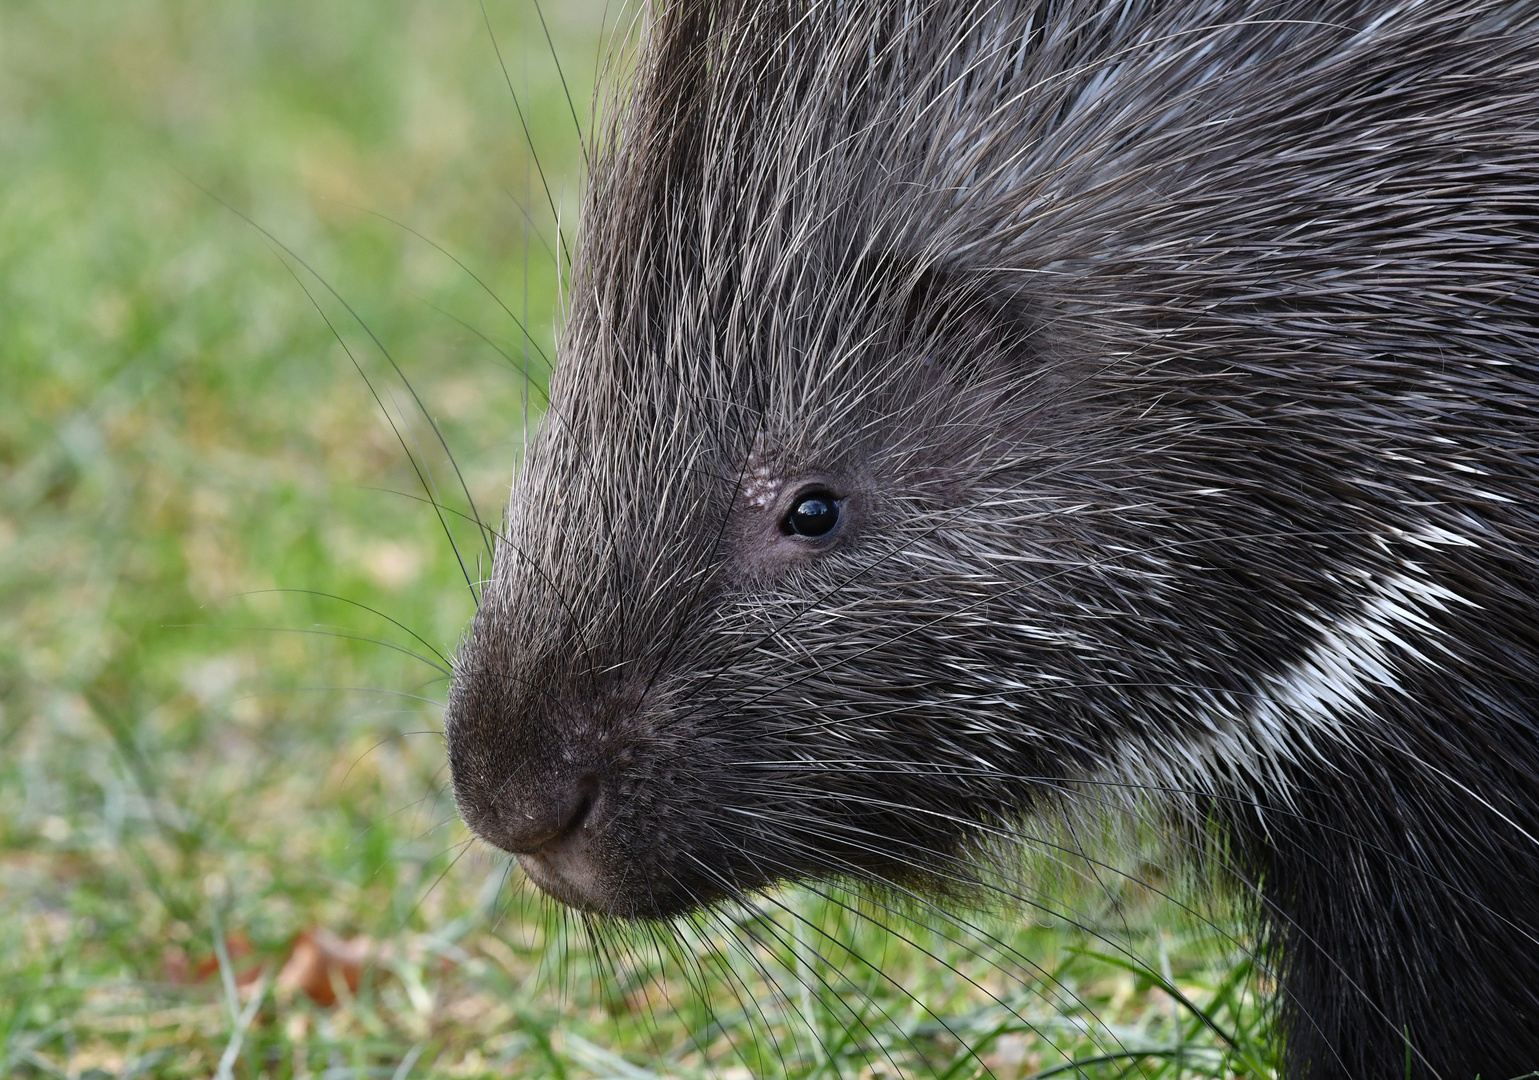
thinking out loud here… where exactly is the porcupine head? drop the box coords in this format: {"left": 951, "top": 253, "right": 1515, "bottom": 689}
{"left": 445, "top": 0, "right": 1198, "bottom": 919}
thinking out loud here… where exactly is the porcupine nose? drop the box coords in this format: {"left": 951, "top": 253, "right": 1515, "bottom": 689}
{"left": 493, "top": 772, "right": 600, "bottom": 855}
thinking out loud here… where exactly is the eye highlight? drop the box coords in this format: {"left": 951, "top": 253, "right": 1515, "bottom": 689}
{"left": 783, "top": 490, "right": 840, "bottom": 538}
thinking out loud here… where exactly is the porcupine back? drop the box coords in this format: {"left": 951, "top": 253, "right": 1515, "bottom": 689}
{"left": 446, "top": 1, "right": 1539, "bottom": 1076}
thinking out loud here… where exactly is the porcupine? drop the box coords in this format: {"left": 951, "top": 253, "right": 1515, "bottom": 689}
{"left": 443, "top": 0, "right": 1539, "bottom": 1076}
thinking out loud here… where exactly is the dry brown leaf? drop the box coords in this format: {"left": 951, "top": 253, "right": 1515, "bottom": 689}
{"left": 165, "top": 933, "right": 261, "bottom": 986}
{"left": 276, "top": 927, "right": 374, "bottom": 1006}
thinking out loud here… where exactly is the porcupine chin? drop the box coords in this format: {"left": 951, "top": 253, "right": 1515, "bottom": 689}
{"left": 445, "top": 1, "right": 1539, "bottom": 1076}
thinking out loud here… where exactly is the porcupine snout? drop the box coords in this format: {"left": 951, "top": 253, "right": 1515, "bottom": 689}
{"left": 444, "top": 575, "right": 733, "bottom": 919}
{"left": 443, "top": 626, "right": 622, "bottom": 910}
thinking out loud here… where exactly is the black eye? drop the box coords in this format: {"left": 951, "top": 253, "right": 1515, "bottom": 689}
{"left": 785, "top": 491, "right": 840, "bottom": 538}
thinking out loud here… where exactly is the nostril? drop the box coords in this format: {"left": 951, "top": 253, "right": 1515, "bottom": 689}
{"left": 493, "top": 772, "right": 602, "bottom": 855}
{"left": 566, "top": 773, "right": 600, "bottom": 834}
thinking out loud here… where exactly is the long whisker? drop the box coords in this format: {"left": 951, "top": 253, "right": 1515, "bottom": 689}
{"left": 480, "top": 0, "right": 571, "bottom": 269}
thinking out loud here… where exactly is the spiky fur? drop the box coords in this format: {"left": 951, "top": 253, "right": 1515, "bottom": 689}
{"left": 446, "top": 1, "right": 1539, "bottom": 1075}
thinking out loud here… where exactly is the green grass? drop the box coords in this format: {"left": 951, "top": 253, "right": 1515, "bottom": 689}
{"left": 0, "top": 2, "right": 1276, "bottom": 1076}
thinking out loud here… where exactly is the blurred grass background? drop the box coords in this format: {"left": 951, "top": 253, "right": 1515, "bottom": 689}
{"left": 0, "top": 2, "right": 1274, "bottom": 1077}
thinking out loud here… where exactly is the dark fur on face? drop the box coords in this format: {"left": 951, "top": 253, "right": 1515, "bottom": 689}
{"left": 446, "top": 2, "right": 1539, "bottom": 1076}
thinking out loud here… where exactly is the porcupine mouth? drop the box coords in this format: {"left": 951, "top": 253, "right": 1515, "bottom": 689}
{"left": 507, "top": 785, "right": 687, "bottom": 917}
{"left": 516, "top": 848, "right": 612, "bottom": 912}
{"left": 508, "top": 785, "right": 620, "bottom": 913}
